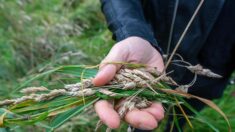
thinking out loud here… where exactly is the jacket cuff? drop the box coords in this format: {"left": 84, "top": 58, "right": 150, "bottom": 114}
{"left": 112, "top": 22, "right": 163, "bottom": 54}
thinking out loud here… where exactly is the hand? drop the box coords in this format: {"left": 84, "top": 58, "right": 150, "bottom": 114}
{"left": 93, "top": 36, "right": 165, "bottom": 130}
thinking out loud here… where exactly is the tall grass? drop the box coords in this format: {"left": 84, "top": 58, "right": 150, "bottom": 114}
{"left": 0, "top": 0, "right": 113, "bottom": 98}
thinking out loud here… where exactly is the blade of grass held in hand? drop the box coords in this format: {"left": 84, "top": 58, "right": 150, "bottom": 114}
{"left": 174, "top": 97, "right": 193, "bottom": 129}
{"left": 48, "top": 98, "right": 99, "bottom": 132}
{"left": 0, "top": 64, "right": 230, "bottom": 131}
{"left": 159, "top": 88, "right": 231, "bottom": 132}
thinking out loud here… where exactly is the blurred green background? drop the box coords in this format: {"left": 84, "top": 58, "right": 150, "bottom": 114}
{"left": 0, "top": 0, "right": 234, "bottom": 131}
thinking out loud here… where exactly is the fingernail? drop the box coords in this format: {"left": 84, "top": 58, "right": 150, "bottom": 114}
{"left": 139, "top": 124, "right": 153, "bottom": 130}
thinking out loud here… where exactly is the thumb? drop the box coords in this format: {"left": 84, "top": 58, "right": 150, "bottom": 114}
{"left": 92, "top": 64, "right": 118, "bottom": 86}
{"left": 92, "top": 45, "right": 128, "bottom": 86}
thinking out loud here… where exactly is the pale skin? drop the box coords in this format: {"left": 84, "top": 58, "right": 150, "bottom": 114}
{"left": 92, "top": 36, "right": 165, "bottom": 130}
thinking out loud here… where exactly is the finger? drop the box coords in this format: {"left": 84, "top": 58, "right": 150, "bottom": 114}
{"left": 93, "top": 44, "right": 128, "bottom": 86}
{"left": 141, "top": 103, "right": 165, "bottom": 121}
{"left": 147, "top": 53, "right": 164, "bottom": 72}
{"left": 124, "top": 108, "right": 158, "bottom": 130}
{"left": 94, "top": 100, "right": 120, "bottom": 129}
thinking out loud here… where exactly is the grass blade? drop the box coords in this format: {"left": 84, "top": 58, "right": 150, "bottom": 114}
{"left": 47, "top": 98, "right": 99, "bottom": 131}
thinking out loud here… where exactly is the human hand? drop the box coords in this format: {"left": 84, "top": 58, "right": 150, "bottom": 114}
{"left": 93, "top": 36, "right": 165, "bottom": 130}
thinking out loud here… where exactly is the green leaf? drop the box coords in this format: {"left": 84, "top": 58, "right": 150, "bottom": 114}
{"left": 180, "top": 99, "right": 219, "bottom": 132}
{"left": 11, "top": 96, "right": 78, "bottom": 114}
{"left": 172, "top": 106, "right": 182, "bottom": 132}
{"left": 57, "top": 65, "right": 98, "bottom": 78}
{"left": 12, "top": 65, "right": 98, "bottom": 94}
{"left": 47, "top": 98, "right": 99, "bottom": 131}
{"left": 12, "top": 67, "right": 60, "bottom": 94}
{"left": 5, "top": 112, "right": 49, "bottom": 126}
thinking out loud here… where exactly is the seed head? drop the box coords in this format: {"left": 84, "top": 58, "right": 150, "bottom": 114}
{"left": 98, "top": 89, "right": 118, "bottom": 97}
{"left": 20, "top": 86, "right": 48, "bottom": 94}
{"left": 0, "top": 99, "right": 15, "bottom": 106}
{"left": 67, "top": 88, "right": 95, "bottom": 96}
{"left": 187, "top": 64, "right": 222, "bottom": 78}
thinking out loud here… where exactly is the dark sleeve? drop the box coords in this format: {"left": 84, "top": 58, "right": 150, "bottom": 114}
{"left": 100, "top": 0, "right": 162, "bottom": 53}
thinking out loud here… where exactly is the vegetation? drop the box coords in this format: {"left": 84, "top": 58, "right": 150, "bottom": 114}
{"left": 0, "top": 0, "right": 234, "bottom": 131}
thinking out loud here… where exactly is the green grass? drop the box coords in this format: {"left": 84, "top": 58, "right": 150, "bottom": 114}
{"left": 0, "top": 0, "right": 113, "bottom": 98}
{"left": 0, "top": 0, "right": 234, "bottom": 131}
{"left": 183, "top": 84, "right": 235, "bottom": 131}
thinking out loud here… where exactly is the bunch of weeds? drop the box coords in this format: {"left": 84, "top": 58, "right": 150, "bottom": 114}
{"left": 0, "top": 63, "right": 231, "bottom": 132}
{"left": 0, "top": 0, "right": 109, "bottom": 99}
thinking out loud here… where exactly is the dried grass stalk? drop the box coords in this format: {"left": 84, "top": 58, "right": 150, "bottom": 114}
{"left": 187, "top": 64, "right": 222, "bottom": 78}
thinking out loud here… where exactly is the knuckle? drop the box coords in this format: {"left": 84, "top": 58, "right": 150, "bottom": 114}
{"left": 158, "top": 113, "right": 165, "bottom": 121}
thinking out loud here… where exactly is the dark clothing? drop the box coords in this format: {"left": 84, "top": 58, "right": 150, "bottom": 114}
{"left": 100, "top": 0, "right": 225, "bottom": 58}
{"left": 101, "top": 0, "right": 235, "bottom": 99}
{"left": 195, "top": 0, "right": 235, "bottom": 98}
{"left": 101, "top": 0, "right": 235, "bottom": 131}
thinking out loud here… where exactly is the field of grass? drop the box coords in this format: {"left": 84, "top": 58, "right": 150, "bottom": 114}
{"left": 0, "top": 0, "right": 234, "bottom": 131}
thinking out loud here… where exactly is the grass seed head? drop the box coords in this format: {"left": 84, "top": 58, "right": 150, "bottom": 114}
{"left": 14, "top": 94, "right": 37, "bottom": 104}
{"left": 132, "top": 69, "right": 155, "bottom": 80}
{"left": 123, "top": 82, "right": 137, "bottom": 89}
{"left": 187, "top": 64, "right": 222, "bottom": 78}
{"left": 0, "top": 99, "right": 15, "bottom": 106}
{"left": 67, "top": 88, "right": 95, "bottom": 96}
{"left": 20, "top": 86, "right": 48, "bottom": 94}
{"left": 175, "top": 85, "right": 190, "bottom": 93}
{"left": 98, "top": 89, "right": 118, "bottom": 97}
{"left": 35, "top": 89, "right": 66, "bottom": 101}
{"left": 65, "top": 79, "right": 93, "bottom": 91}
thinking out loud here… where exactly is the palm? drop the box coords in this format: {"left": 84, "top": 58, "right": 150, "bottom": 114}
{"left": 93, "top": 37, "right": 165, "bottom": 130}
